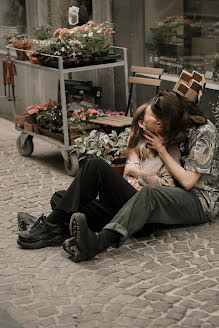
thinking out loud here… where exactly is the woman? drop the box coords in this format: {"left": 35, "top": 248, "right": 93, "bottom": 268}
{"left": 17, "top": 101, "right": 179, "bottom": 249}
{"left": 62, "top": 90, "right": 219, "bottom": 263}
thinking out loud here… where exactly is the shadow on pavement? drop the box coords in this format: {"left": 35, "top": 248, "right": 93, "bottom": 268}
{"left": 0, "top": 309, "right": 23, "bottom": 328}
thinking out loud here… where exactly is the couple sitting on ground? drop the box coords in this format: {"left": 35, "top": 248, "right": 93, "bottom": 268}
{"left": 17, "top": 90, "right": 219, "bottom": 262}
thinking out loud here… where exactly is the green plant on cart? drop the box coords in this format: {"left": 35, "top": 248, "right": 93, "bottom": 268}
{"left": 26, "top": 100, "right": 63, "bottom": 133}
{"left": 36, "top": 101, "right": 63, "bottom": 133}
{"left": 71, "top": 128, "right": 130, "bottom": 165}
{"left": 68, "top": 107, "right": 102, "bottom": 128}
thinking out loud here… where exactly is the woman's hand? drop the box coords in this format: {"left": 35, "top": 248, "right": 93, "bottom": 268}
{"left": 124, "top": 162, "right": 141, "bottom": 179}
{"left": 126, "top": 176, "right": 141, "bottom": 190}
{"left": 144, "top": 130, "right": 167, "bottom": 155}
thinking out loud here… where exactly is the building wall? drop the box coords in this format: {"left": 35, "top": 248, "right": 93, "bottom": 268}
{"left": 0, "top": 0, "right": 218, "bottom": 127}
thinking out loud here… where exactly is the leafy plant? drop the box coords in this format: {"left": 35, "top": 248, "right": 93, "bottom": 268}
{"left": 26, "top": 100, "right": 63, "bottom": 133}
{"left": 68, "top": 107, "right": 102, "bottom": 127}
{"left": 53, "top": 21, "right": 115, "bottom": 57}
{"left": 71, "top": 128, "right": 130, "bottom": 165}
{"left": 33, "top": 27, "right": 50, "bottom": 40}
{"left": 213, "top": 103, "right": 219, "bottom": 131}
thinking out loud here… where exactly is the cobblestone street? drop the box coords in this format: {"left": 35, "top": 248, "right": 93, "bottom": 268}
{"left": 0, "top": 117, "right": 218, "bottom": 328}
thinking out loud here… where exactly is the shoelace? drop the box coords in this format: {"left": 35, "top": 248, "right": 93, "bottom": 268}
{"left": 31, "top": 214, "right": 47, "bottom": 232}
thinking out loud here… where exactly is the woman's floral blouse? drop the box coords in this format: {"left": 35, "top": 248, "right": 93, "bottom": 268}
{"left": 124, "top": 146, "right": 181, "bottom": 191}
{"left": 181, "top": 120, "right": 219, "bottom": 220}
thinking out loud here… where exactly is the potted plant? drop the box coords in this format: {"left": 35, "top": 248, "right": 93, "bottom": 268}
{"left": 31, "top": 21, "right": 117, "bottom": 68}
{"left": 4, "top": 34, "right": 33, "bottom": 60}
{"left": 71, "top": 128, "right": 130, "bottom": 175}
{"left": 67, "top": 107, "right": 102, "bottom": 143}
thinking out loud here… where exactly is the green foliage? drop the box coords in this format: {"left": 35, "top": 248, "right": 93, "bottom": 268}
{"left": 71, "top": 128, "right": 130, "bottom": 164}
{"left": 33, "top": 28, "right": 50, "bottom": 40}
{"left": 37, "top": 106, "right": 63, "bottom": 133}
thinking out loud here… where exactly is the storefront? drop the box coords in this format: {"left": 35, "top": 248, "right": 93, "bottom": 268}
{"left": 0, "top": 0, "right": 219, "bottom": 127}
{"left": 144, "top": 0, "right": 219, "bottom": 83}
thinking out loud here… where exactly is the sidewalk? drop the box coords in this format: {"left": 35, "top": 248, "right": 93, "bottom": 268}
{"left": 0, "top": 117, "right": 218, "bottom": 328}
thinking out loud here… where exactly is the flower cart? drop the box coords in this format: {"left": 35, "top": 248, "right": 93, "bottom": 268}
{"left": 6, "top": 44, "right": 129, "bottom": 176}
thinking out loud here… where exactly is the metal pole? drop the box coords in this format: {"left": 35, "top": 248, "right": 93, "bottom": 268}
{"left": 123, "top": 48, "right": 129, "bottom": 114}
{"left": 59, "top": 56, "right": 69, "bottom": 147}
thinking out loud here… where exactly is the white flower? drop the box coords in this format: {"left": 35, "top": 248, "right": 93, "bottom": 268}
{"left": 61, "top": 47, "right": 65, "bottom": 52}
{"left": 88, "top": 32, "right": 93, "bottom": 37}
{"left": 97, "top": 29, "right": 102, "bottom": 34}
{"left": 83, "top": 34, "right": 87, "bottom": 37}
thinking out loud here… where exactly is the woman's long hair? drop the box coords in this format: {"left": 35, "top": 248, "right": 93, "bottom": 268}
{"left": 151, "top": 90, "right": 207, "bottom": 145}
{"left": 124, "top": 102, "right": 155, "bottom": 160}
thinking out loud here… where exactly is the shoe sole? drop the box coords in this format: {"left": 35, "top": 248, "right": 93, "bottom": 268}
{"left": 68, "top": 213, "right": 91, "bottom": 262}
{"left": 17, "top": 235, "right": 66, "bottom": 249}
{"left": 63, "top": 236, "right": 88, "bottom": 262}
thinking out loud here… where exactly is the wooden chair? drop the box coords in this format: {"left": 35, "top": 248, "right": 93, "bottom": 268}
{"left": 126, "top": 66, "right": 164, "bottom": 116}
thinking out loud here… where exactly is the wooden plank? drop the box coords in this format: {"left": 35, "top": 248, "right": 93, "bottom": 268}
{"left": 90, "top": 115, "right": 132, "bottom": 127}
{"left": 128, "top": 76, "right": 162, "bottom": 86}
{"left": 99, "top": 116, "right": 132, "bottom": 122}
{"left": 131, "top": 66, "right": 164, "bottom": 76}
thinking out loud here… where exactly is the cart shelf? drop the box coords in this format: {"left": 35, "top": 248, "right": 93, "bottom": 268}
{"left": 7, "top": 45, "right": 129, "bottom": 176}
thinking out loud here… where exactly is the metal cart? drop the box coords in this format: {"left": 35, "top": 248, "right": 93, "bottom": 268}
{"left": 6, "top": 45, "right": 129, "bottom": 176}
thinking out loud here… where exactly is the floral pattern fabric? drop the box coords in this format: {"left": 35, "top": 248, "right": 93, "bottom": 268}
{"left": 124, "top": 146, "right": 181, "bottom": 191}
{"left": 180, "top": 120, "right": 219, "bottom": 220}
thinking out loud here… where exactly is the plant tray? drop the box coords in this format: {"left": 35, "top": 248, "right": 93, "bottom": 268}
{"left": 39, "top": 128, "right": 64, "bottom": 143}
{"left": 36, "top": 53, "right": 120, "bottom": 69}
{"left": 14, "top": 113, "right": 30, "bottom": 128}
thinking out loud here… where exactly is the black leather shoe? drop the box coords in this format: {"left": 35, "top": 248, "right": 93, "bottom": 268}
{"left": 17, "top": 212, "right": 37, "bottom": 231}
{"left": 63, "top": 213, "right": 113, "bottom": 262}
{"left": 17, "top": 215, "right": 66, "bottom": 249}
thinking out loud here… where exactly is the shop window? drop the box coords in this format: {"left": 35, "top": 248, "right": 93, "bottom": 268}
{"left": 145, "top": 0, "right": 219, "bottom": 82}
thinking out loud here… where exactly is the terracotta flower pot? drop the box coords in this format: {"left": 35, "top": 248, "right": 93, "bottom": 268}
{"left": 33, "top": 123, "right": 39, "bottom": 134}
{"left": 111, "top": 164, "right": 125, "bottom": 176}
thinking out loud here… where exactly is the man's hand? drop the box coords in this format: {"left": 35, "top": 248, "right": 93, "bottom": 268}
{"left": 144, "top": 130, "right": 167, "bottom": 155}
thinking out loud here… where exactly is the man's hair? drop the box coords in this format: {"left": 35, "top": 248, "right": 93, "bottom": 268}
{"left": 151, "top": 90, "right": 207, "bottom": 145}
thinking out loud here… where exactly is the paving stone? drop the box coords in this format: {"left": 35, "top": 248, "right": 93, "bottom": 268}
{"left": 1, "top": 117, "right": 219, "bottom": 328}
{"left": 208, "top": 316, "right": 219, "bottom": 327}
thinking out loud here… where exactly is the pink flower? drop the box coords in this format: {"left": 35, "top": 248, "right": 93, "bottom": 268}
{"left": 28, "top": 107, "right": 39, "bottom": 115}
{"left": 81, "top": 117, "right": 86, "bottom": 121}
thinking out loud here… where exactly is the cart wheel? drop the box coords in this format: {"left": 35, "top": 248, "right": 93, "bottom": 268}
{"left": 16, "top": 135, "right": 34, "bottom": 156}
{"left": 64, "top": 153, "right": 79, "bottom": 176}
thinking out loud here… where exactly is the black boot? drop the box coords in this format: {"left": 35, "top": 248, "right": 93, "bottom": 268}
{"left": 63, "top": 213, "right": 119, "bottom": 262}
{"left": 17, "top": 212, "right": 37, "bottom": 231}
{"left": 17, "top": 215, "right": 67, "bottom": 249}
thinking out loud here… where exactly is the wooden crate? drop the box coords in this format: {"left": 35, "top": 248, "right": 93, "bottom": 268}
{"left": 14, "top": 113, "right": 30, "bottom": 128}
{"left": 24, "top": 121, "right": 33, "bottom": 132}
{"left": 39, "top": 128, "right": 64, "bottom": 142}
{"left": 69, "top": 123, "right": 101, "bottom": 145}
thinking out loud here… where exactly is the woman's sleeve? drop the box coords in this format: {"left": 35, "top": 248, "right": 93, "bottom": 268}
{"left": 138, "top": 169, "right": 176, "bottom": 187}
{"left": 184, "top": 128, "right": 215, "bottom": 174}
{"left": 138, "top": 146, "right": 181, "bottom": 187}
